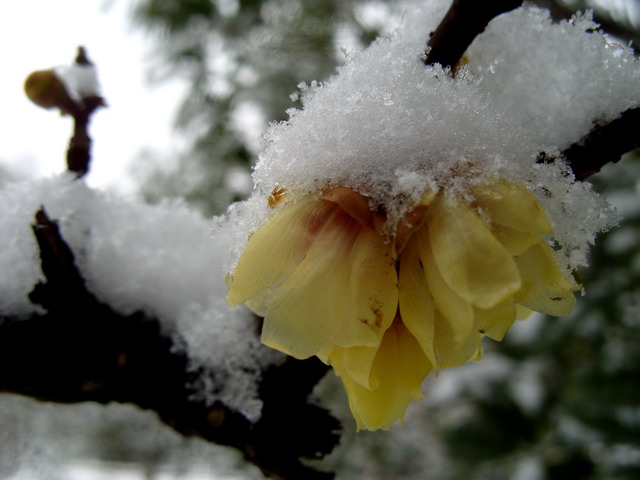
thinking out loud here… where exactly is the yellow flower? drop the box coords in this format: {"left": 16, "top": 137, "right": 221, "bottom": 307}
{"left": 226, "top": 180, "right": 579, "bottom": 430}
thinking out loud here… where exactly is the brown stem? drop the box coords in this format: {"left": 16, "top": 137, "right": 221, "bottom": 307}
{"left": 67, "top": 46, "right": 106, "bottom": 178}
{"left": 425, "top": 0, "right": 523, "bottom": 69}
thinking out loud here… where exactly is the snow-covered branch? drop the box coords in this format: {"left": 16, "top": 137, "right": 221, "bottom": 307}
{"left": 0, "top": 207, "right": 338, "bottom": 480}
{"left": 425, "top": 0, "right": 523, "bottom": 69}
{"left": 539, "top": 107, "right": 640, "bottom": 180}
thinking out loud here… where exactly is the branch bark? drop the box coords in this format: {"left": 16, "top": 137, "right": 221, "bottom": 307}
{"left": 0, "top": 207, "right": 338, "bottom": 480}
{"left": 424, "top": 1, "right": 639, "bottom": 179}
{"left": 538, "top": 107, "right": 640, "bottom": 180}
{"left": 424, "top": 0, "right": 523, "bottom": 69}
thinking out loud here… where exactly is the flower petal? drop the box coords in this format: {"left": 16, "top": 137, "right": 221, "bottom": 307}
{"left": 473, "top": 180, "right": 552, "bottom": 235}
{"left": 398, "top": 231, "right": 436, "bottom": 368}
{"left": 428, "top": 195, "right": 522, "bottom": 309}
{"left": 322, "top": 187, "right": 381, "bottom": 228}
{"left": 492, "top": 223, "right": 540, "bottom": 256}
{"left": 515, "top": 242, "right": 578, "bottom": 316}
{"left": 395, "top": 190, "right": 437, "bottom": 255}
{"left": 340, "top": 227, "right": 398, "bottom": 346}
{"left": 329, "top": 345, "right": 379, "bottom": 390}
{"left": 261, "top": 211, "right": 381, "bottom": 358}
{"left": 227, "top": 198, "right": 335, "bottom": 310}
{"left": 336, "top": 325, "right": 431, "bottom": 431}
{"left": 475, "top": 298, "right": 517, "bottom": 341}
{"left": 434, "top": 311, "right": 483, "bottom": 369}
{"left": 419, "top": 230, "right": 475, "bottom": 347}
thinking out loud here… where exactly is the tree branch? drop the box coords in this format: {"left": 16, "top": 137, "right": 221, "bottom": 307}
{"left": 0, "top": 207, "right": 338, "bottom": 480}
{"left": 537, "top": 107, "right": 640, "bottom": 180}
{"left": 424, "top": 1, "right": 639, "bottom": 179}
{"left": 424, "top": 0, "right": 523, "bottom": 69}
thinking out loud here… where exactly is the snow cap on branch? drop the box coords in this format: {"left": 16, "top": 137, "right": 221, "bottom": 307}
{"left": 246, "top": 0, "right": 638, "bottom": 269}
{"left": 0, "top": 175, "right": 282, "bottom": 421}
{"left": 224, "top": 0, "right": 638, "bottom": 429}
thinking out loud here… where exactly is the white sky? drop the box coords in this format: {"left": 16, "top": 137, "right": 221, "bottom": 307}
{"left": 0, "top": 0, "right": 185, "bottom": 195}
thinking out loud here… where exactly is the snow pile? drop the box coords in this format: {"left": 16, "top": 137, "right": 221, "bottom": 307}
{"left": 0, "top": 174, "right": 282, "bottom": 420}
{"left": 246, "top": 0, "right": 638, "bottom": 269}
{"left": 468, "top": 8, "right": 640, "bottom": 151}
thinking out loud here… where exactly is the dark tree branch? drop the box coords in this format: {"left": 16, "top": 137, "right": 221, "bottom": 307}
{"left": 537, "top": 107, "right": 640, "bottom": 180}
{"left": 424, "top": 0, "right": 523, "bottom": 69}
{"left": 0, "top": 207, "right": 338, "bottom": 480}
{"left": 424, "top": 2, "right": 639, "bottom": 179}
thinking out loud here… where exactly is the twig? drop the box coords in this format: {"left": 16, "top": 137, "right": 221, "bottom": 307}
{"left": 424, "top": 0, "right": 523, "bottom": 69}
{"left": 537, "top": 108, "right": 640, "bottom": 180}
{"left": 67, "top": 46, "right": 106, "bottom": 178}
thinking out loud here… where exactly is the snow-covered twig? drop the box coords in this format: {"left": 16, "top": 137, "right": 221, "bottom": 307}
{"left": 425, "top": 0, "right": 523, "bottom": 69}
{"left": 539, "top": 107, "right": 640, "bottom": 180}
{"left": 65, "top": 47, "right": 106, "bottom": 178}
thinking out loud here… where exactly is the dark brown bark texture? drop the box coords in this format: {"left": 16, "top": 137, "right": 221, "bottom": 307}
{"left": 2, "top": 1, "right": 638, "bottom": 479}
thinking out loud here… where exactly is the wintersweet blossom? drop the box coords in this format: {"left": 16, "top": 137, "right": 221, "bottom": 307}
{"left": 227, "top": 179, "right": 579, "bottom": 430}
{"left": 223, "top": 0, "right": 638, "bottom": 430}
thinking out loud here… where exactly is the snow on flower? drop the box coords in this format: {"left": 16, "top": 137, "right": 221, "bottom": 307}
{"left": 224, "top": 0, "right": 639, "bottom": 429}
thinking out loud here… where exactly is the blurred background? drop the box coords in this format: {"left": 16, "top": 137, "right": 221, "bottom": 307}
{"left": 0, "top": 0, "right": 639, "bottom": 478}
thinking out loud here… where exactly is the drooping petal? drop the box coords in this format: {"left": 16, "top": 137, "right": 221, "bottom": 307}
{"left": 492, "top": 223, "right": 540, "bottom": 256}
{"left": 428, "top": 195, "right": 522, "bottom": 309}
{"left": 336, "top": 324, "right": 431, "bottom": 431}
{"left": 341, "top": 227, "right": 398, "bottom": 346}
{"left": 515, "top": 241, "right": 579, "bottom": 316}
{"left": 433, "top": 311, "right": 483, "bottom": 369}
{"left": 475, "top": 297, "right": 517, "bottom": 341}
{"left": 473, "top": 180, "right": 552, "bottom": 235}
{"left": 262, "top": 211, "right": 380, "bottom": 359}
{"left": 418, "top": 228, "right": 475, "bottom": 347}
{"left": 398, "top": 231, "right": 436, "bottom": 368}
{"left": 227, "top": 197, "right": 335, "bottom": 311}
{"left": 516, "top": 304, "right": 533, "bottom": 319}
{"left": 328, "top": 344, "right": 380, "bottom": 390}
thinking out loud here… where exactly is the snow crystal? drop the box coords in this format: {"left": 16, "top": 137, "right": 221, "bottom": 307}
{"left": 468, "top": 7, "right": 640, "bottom": 151}
{"left": 245, "top": 0, "right": 635, "bottom": 270}
{"left": 0, "top": 174, "right": 281, "bottom": 420}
